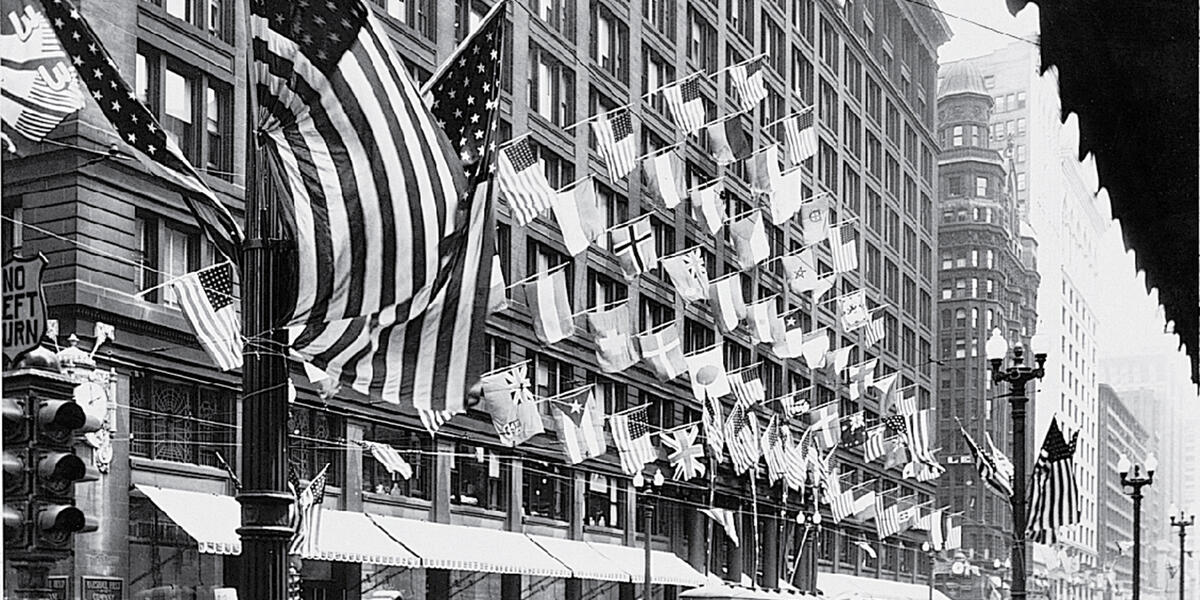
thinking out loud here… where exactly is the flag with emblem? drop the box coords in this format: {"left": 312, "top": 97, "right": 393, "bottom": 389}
{"left": 257, "top": 0, "right": 500, "bottom": 412}
{"left": 693, "top": 180, "right": 725, "bottom": 234}
{"left": 883, "top": 436, "right": 909, "bottom": 470}
{"left": 662, "top": 425, "right": 706, "bottom": 481}
{"left": 784, "top": 109, "right": 817, "bottom": 164}
{"left": 611, "top": 405, "right": 657, "bottom": 475}
{"left": 34, "top": 0, "right": 242, "bottom": 261}
{"left": 840, "top": 411, "right": 868, "bottom": 448}
{"left": 784, "top": 391, "right": 811, "bottom": 418}
{"left": 771, "top": 311, "right": 805, "bottom": 358}
{"left": 662, "top": 248, "right": 710, "bottom": 302}
{"left": 685, "top": 347, "right": 731, "bottom": 401}
{"left": 707, "top": 116, "right": 751, "bottom": 165}
{"left": 730, "top": 212, "right": 770, "bottom": 270}
{"left": 710, "top": 274, "right": 746, "bottom": 332}
{"left": 549, "top": 386, "right": 606, "bottom": 464}
{"left": 611, "top": 215, "right": 658, "bottom": 280}
{"left": 781, "top": 249, "right": 820, "bottom": 295}
{"left": 643, "top": 150, "right": 686, "bottom": 208}
{"left": 498, "top": 137, "right": 555, "bottom": 225}
{"left": 552, "top": 178, "right": 604, "bottom": 256}
{"left": 361, "top": 441, "right": 413, "bottom": 480}
{"left": 173, "top": 263, "right": 241, "bottom": 371}
{"left": 637, "top": 323, "right": 688, "bottom": 380}
{"left": 862, "top": 317, "right": 885, "bottom": 346}
{"left": 831, "top": 224, "right": 859, "bottom": 273}
{"left": 800, "top": 196, "right": 831, "bottom": 243}
{"left": 748, "top": 145, "right": 783, "bottom": 196}
{"left": 586, "top": 302, "right": 641, "bottom": 373}
{"left": 747, "top": 298, "right": 782, "bottom": 344}
{"left": 592, "top": 110, "right": 637, "bottom": 181}
{"left": 702, "top": 393, "right": 726, "bottom": 460}
{"left": 730, "top": 57, "right": 768, "bottom": 110}
{"left": 807, "top": 401, "right": 841, "bottom": 451}
{"left": 838, "top": 290, "right": 870, "bottom": 331}
{"left": 729, "top": 370, "right": 765, "bottom": 408}
{"left": 481, "top": 363, "right": 544, "bottom": 447}
{"left": 523, "top": 268, "right": 575, "bottom": 344}
{"left": 863, "top": 425, "right": 887, "bottom": 463}
{"left": 663, "top": 76, "right": 705, "bottom": 134}
{"left": 724, "top": 402, "right": 761, "bottom": 474}
{"left": 1026, "top": 418, "right": 1081, "bottom": 544}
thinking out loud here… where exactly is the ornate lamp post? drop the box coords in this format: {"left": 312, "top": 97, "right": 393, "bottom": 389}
{"left": 1169, "top": 504, "right": 1195, "bottom": 600}
{"left": 1117, "top": 452, "right": 1157, "bottom": 600}
{"left": 794, "top": 509, "right": 822, "bottom": 594}
{"left": 920, "top": 541, "right": 938, "bottom": 600}
{"left": 985, "top": 328, "right": 1046, "bottom": 600}
{"left": 634, "top": 468, "right": 665, "bottom": 600}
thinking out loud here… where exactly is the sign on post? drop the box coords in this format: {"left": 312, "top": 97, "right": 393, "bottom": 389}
{"left": 2, "top": 253, "right": 48, "bottom": 364}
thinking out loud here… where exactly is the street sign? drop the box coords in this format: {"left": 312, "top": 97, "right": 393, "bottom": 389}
{"left": 2, "top": 253, "right": 49, "bottom": 364}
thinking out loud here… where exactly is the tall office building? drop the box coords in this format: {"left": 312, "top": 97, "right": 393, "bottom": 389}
{"left": 3, "top": 0, "right": 952, "bottom": 598}
{"left": 946, "top": 41, "right": 1113, "bottom": 600}
{"left": 931, "top": 59, "right": 1039, "bottom": 566}
{"left": 1097, "top": 384, "right": 1153, "bottom": 599}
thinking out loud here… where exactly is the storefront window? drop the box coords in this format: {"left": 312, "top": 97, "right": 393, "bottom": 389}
{"left": 362, "top": 424, "right": 433, "bottom": 500}
{"left": 128, "top": 496, "right": 229, "bottom": 597}
{"left": 451, "top": 443, "right": 509, "bottom": 511}
{"left": 522, "top": 461, "right": 570, "bottom": 521}
{"left": 584, "top": 475, "right": 627, "bottom": 529}
{"left": 129, "top": 374, "right": 235, "bottom": 469}
{"left": 288, "top": 405, "right": 345, "bottom": 487}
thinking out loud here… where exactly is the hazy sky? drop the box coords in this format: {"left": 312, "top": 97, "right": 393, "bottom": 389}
{"left": 932, "top": 0, "right": 1040, "bottom": 63}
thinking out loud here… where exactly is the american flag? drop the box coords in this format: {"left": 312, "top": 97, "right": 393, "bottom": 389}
{"left": 498, "top": 137, "right": 555, "bottom": 225}
{"left": 903, "top": 409, "right": 939, "bottom": 469}
{"left": 724, "top": 403, "right": 761, "bottom": 475}
{"left": 781, "top": 427, "right": 807, "bottom": 490}
{"left": 663, "top": 77, "right": 706, "bottom": 134}
{"left": 2, "top": 0, "right": 85, "bottom": 145}
{"left": 894, "top": 390, "right": 918, "bottom": 416}
{"left": 961, "top": 425, "right": 1012, "bottom": 498}
{"left": 863, "top": 425, "right": 887, "bottom": 463}
{"left": 36, "top": 0, "right": 242, "bottom": 261}
{"left": 361, "top": 441, "right": 414, "bottom": 480}
{"left": 784, "top": 109, "right": 817, "bottom": 164}
{"left": 254, "top": 0, "right": 499, "bottom": 412}
{"left": 760, "top": 416, "right": 787, "bottom": 484}
{"left": 1026, "top": 418, "right": 1081, "bottom": 544}
{"left": 729, "top": 371, "right": 765, "bottom": 408}
{"left": 730, "top": 58, "right": 768, "bottom": 111}
{"left": 874, "top": 496, "right": 902, "bottom": 539}
{"left": 862, "top": 317, "right": 885, "bottom": 346}
{"left": 418, "top": 408, "right": 457, "bottom": 436}
{"left": 173, "top": 263, "right": 241, "bottom": 371}
{"left": 944, "top": 514, "right": 963, "bottom": 549}
{"left": 882, "top": 415, "right": 907, "bottom": 436}
{"left": 831, "top": 224, "right": 859, "bottom": 273}
{"left": 611, "top": 406, "right": 657, "bottom": 475}
{"left": 592, "top": 111, "right": 637, "bottom": 182}
{"left": 702, "top": 393, "right": 726, "bottom": 460}
{"left": 290, "top": 464, "right": 329, "bottom": 557}
{"left": 830, "top": 489, "right": 854, "bottom": 522}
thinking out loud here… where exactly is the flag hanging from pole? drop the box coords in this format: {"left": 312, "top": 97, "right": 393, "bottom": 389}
{"left": 784, "top": 109, "right": 817, "bottom": 165}
{"left": 662, "top": 248, "right": 710, "bottom": 302}
{"left": 830, "top": 224, "right": 859, "bottom": 273}
{"left": 693, "top": 181, "right": 725, "bottom": 234}
{"left": 591, "top": 110, "right": 637, "bottom": 182}
{"left": 586, "top": 302, "right": 641, "bottom": 373}
{"left": 361, "top": 441, "right": 414, "bottom": 480}
{"left": 724, "top": 403, "right": 761, "bottom": 475}
{"left": 637, "top": 323, "right": 688, "bottom": 381}
{"left": 524, "top": 268, "right": 576, "bottom": 344}
{"left": 701, "top": 508, "right": 740, "bottom": 547}
{"left": 749, "top": 145, "right": 783, "bottom": 196}
{"left": 730, "top": 58, "right": 768, "bottom": 110}
{"left": 481, "top": 363, "right": 545, "bottom": 447}
{"left": 684, "top": 347, "right": 732, "bottom": 401}
{"left": 551, "top": 179, "right": 604, "bottom": 256}
{"left": 702, "top": 393, "right": 726, "bottom": 460}
{"left": 549, "top": 387, "right": 607, "bottom": 464}
{"left": 709, "top": 275, "right": 747, "bottom": 333}
{"left": 661, "top": 425, "right": 706, "bottom": 481}
{"left": 1, "top": 0, "right": 85, "bottom": 146}
{"left": 1026, "top": 418, "right": 1081, "bottom": 544}
{"left": 800, "top": 196, "right": 831, "bottom": 244}
{"left": 290, "top": 464, "right": 329, "bottom": 557}
{"left": 173, "top": 263, "right": 241, "bottom": 371}
{"left": 706, "top": 117, "right": 751, "bottom": 165}
{"left": 498, "top": 138, "right": 555, "bottom": 225}
{"left": 729, "top": 212, "right": 770, "bottom": 270}
{"left": 838, "top": 290, "right": 871, "bottom": 331}
{"left": 611, "top": 405, "right": 657, "bottom": 475}
{"left": 961, "top": 425, "right": 1013, "bottom": 498}
{"left": 611, "top": 215, "right": 658, "bottom": 280}
{"left": 643, "top": 150, "right": 686, "bottom": 209}
{"left": 729, "top": 371, "right": 766, "bottom": 408}
{"left": 663, "top": 77, "right": 706, "bottom": 134}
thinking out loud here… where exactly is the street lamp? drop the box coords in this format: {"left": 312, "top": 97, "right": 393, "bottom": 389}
{"left": 986, "top": 328, "right": 1047, "bottom": 600}
{"left": 794, "top": 509, "right": 822, "bottom": 593}
{"left": 634, "top": 468, "right": 665, "bottom": 600}
{"left": 1168, "top": 503, "right": 1195, "bottom": 600}
{"left": 921, "top": 541, "right": 938, "bottom": 600}
{"left": 1117, "top": 452, "right": 1157, "bottom": 600}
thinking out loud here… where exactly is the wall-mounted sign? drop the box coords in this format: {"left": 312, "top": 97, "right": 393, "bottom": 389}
{"left": 48, "top": 576, "right": 69, "bottom": 600}
{"left": 82, "top": 576, "right": 123, "bottom": 600}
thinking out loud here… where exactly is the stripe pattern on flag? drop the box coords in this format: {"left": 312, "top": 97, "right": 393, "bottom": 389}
{"left": 664, "top": 77, "right": 705, "bottom": 134}
{"left": 361, "top": 441, "right": 414, "bottom": 479}
{"left": 730, "top": 58, "right": 768, "bottom": 111}
{"left": 784, "top": 110, "right": 817, "bottom": 164}
{"left": 724, "top": 403, "right": 760, "bottom": 474}
{"left": 0, "top": 1, "right": 85, "bottom": 143}
{"left": 173, "top": 263, "right": 242, "bottom": 371}
{"left": 831, "top": 224, "right": 858, "bottom": 273}
{"left": 498, "top": 137, "right": 555, "bottom": 225}
{"left": 611, "top": 406, "right": 657, "bottom": 475}
{"left": 1026, "top": 418, "right": 1081, "bottom": 544}
{"left": 592, "top": 111, "right": 637, "bottom": 182}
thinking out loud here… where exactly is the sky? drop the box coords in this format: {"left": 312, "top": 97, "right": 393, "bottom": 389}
{"left": 931, "top": 0, "right": 1040, "bottom": 63}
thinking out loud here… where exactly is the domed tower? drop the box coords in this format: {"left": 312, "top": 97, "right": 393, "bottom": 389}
{"left": 933, "top": 61, "right": 1040, "bottom": 566}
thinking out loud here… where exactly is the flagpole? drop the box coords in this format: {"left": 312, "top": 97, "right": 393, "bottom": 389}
{"left": 749, "top": 467, "right": 762, "bottom": 583}
{"left": 237, "top": 16, "right": 293, "bottom": 599}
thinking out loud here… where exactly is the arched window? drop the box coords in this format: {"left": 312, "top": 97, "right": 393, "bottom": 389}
{"left": 955, "top": 309, "right": 966, "bottom": 327}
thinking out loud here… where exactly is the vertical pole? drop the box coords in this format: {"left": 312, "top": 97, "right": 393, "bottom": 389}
{"left": 644, "top": 500, "right": 654, "bottom": 600}
{"left": 1180, "top": 525, "right": 1187, "bottom": 600}
{"left": 928, "top": 553, "right": 934, "bottom": 600}
{"left": 1010, "top": 385, "right": 1028, "bottom": 600}
{"left": 236, "top": 104, "right": 292, "bottom": 599}
{"left": 1132, "top": 490, "right": 1142, "bottom": 600}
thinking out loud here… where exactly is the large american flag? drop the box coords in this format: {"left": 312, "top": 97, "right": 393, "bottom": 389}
{"left": 724, "top": 403, "right": 760, "bottom": 475}
{"left": 36, "top": 0, "right": 242, "bottom": 261}
{"left": 961, "top": 424, "right": 1012, "bottom": 498}
{"left": 256, "top": 0, "right": 500, "bottom": 411}
{"left": 498, "top": 136, "right": 555, "bottom": 224}
{"left": 290, "top": 464, "right": 329, "bottom": 557}
{"left": 592, "top": 111, "right": 637, "bottom": 182}
{"left": 784, "top": 109, "right": 817, "bottom": 165}
{"left": 730, "top": 58, "right": 768, "bottom": 111}
{"left": 173, "top": 263, "right": 241, "bottom": 371}
{"left": 831, "top": 224, "right": 858, "bottom": 273}
{"left": 663, "top": 77, "right": 706, "bottom": 134}
{"left": 862, "top": 317, "right": 885, "bottom": 347}
{"left": 1027, "top": 418, "right": 1081, "bottom": 544}
{"left": 611, "top": 405, "right": 657, "bottom": 475}
{"left": 2, "top": 0, "right": 85, "bottom": 145}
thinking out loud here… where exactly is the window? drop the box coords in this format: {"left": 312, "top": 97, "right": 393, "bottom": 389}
{"left": 154, "top": 0, "right": 231, "bottom": 42}
{"left": 843, "top": 50, "right": 862, "bottom": 99}
{"left": 791, "top": 0, "right": 813, "bottom": 42}
{"left": 526, "top": 240, "right": 573, "bottom": 298}
{"left": 1016, "top": 90, "right": 1027, "bottom": 108}
{"left": 687, "top": 9, "right": 718, "bottom": 72}
{"left": 643, "top": 47, "right": 675, "bottom": 114}
{"left": 641, "top": 298, "right": 674, "bottom": 330}
{"left": 1016, "top": 117, "right": 1026, "bottom": 135}
{"left": 587, "top": 269, "right": 627, "bottom": 308}
{"left": 947, "top": 175, "right": 962, "bottom": 196}
{"left": 204, "top": 84, "right": 232, "bottom": 180}
{"left": 762, "top": 14, "right": 785, "bottom": 73}
{"left": 531, "top": 0, "right": 576, "bottom": 40}
{"left": 537, "top": 144, "right": 576, "bottom": 188}
{"left": 1016, "top": 144, "right": 1026, "bottom": 163}
{"left": 865, "top": 133, "right": 882, "bottom": 179}
{"left": 451, "top": 443, "right": 509, "bottom": 510}
{"left": 819, "top": 17, "right": 838, "bottom": 70}
{"left": 2, "top": 204, "right": 22, "bottom": 257}
{"left": 364, "top": 425, "right": 433, "bottom": 500}
{"left": 136, "top": 214, "right": 218, "bottom": 306}
{"left": 530, "top": 45, "right": 576, "bottom": 126}
{"left": 819, "top": 78, "right": 838, "bottom": 131}
{"left": 790, "top": 48, "right": 813, "bottom": 104}
{"left": 523, "top": 462, "right": 570, "bottom": 521}
{"left": 385, "top": 0, "right": 436, "bottom": 39}
{"left": 591, "top": 4, "right": 630, "bottom": 83}
{"left": 727, "top": 0, "right": 753, "bottom": 41}
{"left": 842, "top": 166, "right": 861, "bottom": 215}
{"left": 129, "top": 374, "right": 235, "bottom": 469}
{"left": 643, "top": 0, "right": 676, "bottom": 41}
{"left": 585, "top": 475, "right": 627, "bottom": 528}
{"left": 975, "top": 176, "right": 988, "bottom": 197}
{"left": 136, "top": 48, "right": 231, "bottom": 176}
{"left": 819, "top": 140, "right": 837, "bottom": 191}
{"left": 164, "top": 66, "right": 197, "bottom": 164}
{"left": 843, "top": 108, "right": 861, "bottom": 158}
{"left": 865, "top": 76, "right": 881, "bottom": 123}
{"left": 951, "top": 125, "right": 963, "bottom": 147}
{"left": 288, "top": 405, "right": 345, "bottom": 486}
{"left": 983, "top": 75, "right": 995, "bottom": 89}
{"left": 1017, "top": 172, "right": 1027, "bottom": 191}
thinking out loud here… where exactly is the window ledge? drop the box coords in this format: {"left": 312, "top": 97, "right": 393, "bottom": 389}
{"left": 450, "top": 503, "right": 508, "bottom": 520}
{"left": 524, "top": 514, "right": 570, "bottom": 527}
{"left": 364, "top": 491, "right": 433, "bottom": 511}
{"left": 132, "top": 456, "right": 229, "bottom": 481}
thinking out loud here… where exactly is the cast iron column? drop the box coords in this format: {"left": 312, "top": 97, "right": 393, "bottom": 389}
{"left": 1170, "top": 511, "right": 1194, "bottom": 600}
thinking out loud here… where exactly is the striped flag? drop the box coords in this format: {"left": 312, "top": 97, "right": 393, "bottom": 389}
{"left": 417, "top": 408, "right": 458, "bottom": 437}
{"left": 551, "top": 178, "right": 603, "bottom": 256}
{"left": 830, "top": 489, "right": 855, "bottom": 523}
{"left": 874, "top": 496, "right": 902, "bottom": 539}
{"left": 730, "top": 58, "right": 768, "bottom": 110}
{"left": 724, "top": 402, "right": 761, "bottom": 474}
{"left": 1026, "top": 418, "right": 1081, "bottom": 544}
{"left": 290, "top": 464, "right": 329, "bottom": 557}
{"left": 663, "top": 77, "right": 706, "bottom": 134}
{"left": 760, "top": 416, "right": 787, "bottom": 484}
{"left": 862, "top": 317, "right": 885, "bottom": 346}
{"left": 1, "top": 0, "right": 85, "bottom": 145}
{"left": 642, "top": 150, "right": 686, "bottom": 209}
{"left": 894, "top": 389, "right": 919, "bottom": 416}
{"left": 173, "top": 263, "right": 241, "bottom": 371}
{"left": 702, "top": 394, "right": 726, "bottom": 460}
{"left": 729, "top": 370, "right": 766, "bottom": 408}
{"left": 929, "top": 508, "right": 945, "bottom": 550}
{"left": 549, "top": 387, "right": 607, "bottom": 464}
{"left": 781, "top": 427, "right": 808, "bottom": 490}
{"left": 986, "top": 432, "right": 1016, "bottom": 493}
{"left": 524, "top": 268, "right": 575, "bottom": 344}
{"left": 260, "top": 0, "right": 500, "bottom": 412}
{"left": 863, "top": 425, "right": 887, "bottom": 463}
{"left": 831, "top": 224, "right": 859, "bottom": 273}
{"left": 784, "top": 109, "right": 817, "bottom": 165}
{"left": 961, "top": 425, "right": 1012, "bottom": 498}
{"left": 944, "top": 514, "right": 963, "bottom": 549}
{"left": 904, "top": 409, "right": 940, "bottom": 470}
{"left": 611, "top": 405, "right": 657, "bottom": 475}
{"left": 706, "top": 117, "right": 751, "bottom": 165}
{"left": 499, "top": 137, "right": 555, "bottom": 225}
{"left": 592, "top": 111, "right": 637, "bottom": 182}
{"left": 710, "top": 275, "right": 747, "bottom": 333}
{"left": 361, "top": 441, "right": 413, "bottom": 479}
{"left": 852, "top": 488, "right": 877, "bottom": 520}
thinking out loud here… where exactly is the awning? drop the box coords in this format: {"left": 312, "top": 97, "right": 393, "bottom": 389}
{"left": 304, "top": 510, "right": 420, "bottom": 567}
{"left": 817, "top": 573, "right": 952, "bottom": 600}
{"left": 527, "top": 535, "right": 633, "bottom": 582}
{"left": 586, "top": 541, "right": 707, "bottom": 587}
{"left": 135, "top": 484, "right": 242, "bottom": 555}
{"left": 368, "top": 515, "right": 571, "bottom": 578}
{"left": 681, "top": 583, "right": 816, "bottom": 599}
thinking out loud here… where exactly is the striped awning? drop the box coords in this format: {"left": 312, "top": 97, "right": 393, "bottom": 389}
{"left": 368, "top": 515, "right": 572, "bottom": 578}
{"left": 527, "top": 535, "right": 633, "bottom": 582}
{"left": 586, "top": 541, "right": 707, "bottom": 587}
{"left": 302, "top": 510, "right": 420, "bottom": 567}
{"left": 135, "top": 484, "right": 242, "bottom": 555}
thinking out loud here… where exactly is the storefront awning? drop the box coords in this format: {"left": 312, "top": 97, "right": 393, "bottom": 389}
{"left": 135, "top": 484, "right": 242, "bottom": 555}
{"left": 303, "top": 510, "right": 420, "bottom": 567}
{"left": 527, "top": 535, "right": 633, "bottom": 582}
{"left": 817, "top": 573, "right": 952, "bottom": 600}
{"left": 681, "top": 582, "right": 817, "bottom": 598}
{"left": 586, "top": 541, "right": 707, "bottom": 587}
{"left": 368, "top": 515, "right": 572, "bottom": 578}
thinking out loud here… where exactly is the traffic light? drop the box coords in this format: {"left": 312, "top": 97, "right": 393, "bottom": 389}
{"left": 3, "top": 396, "right": 31, "bottom": 551}
{"left": 30, "top": 398, "right": 99, "bottom": 551}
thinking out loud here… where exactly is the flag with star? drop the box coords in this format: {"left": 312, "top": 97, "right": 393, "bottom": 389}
{"left": 1026, "top": 417, "right": 1081, "bottom": 544}
{"left": 611, "top": 405, "right": 657, "bottom": 475}
{"left": 34, "top": 0, "right": 242, "bottom": 262}
{"left": 549, "top": 386, "right": 606, "bottom": 464}
{"left": 661, "top": 425, "right": 706, "bottom": 481}
{"left": 173, "top": 262, "right": 241, "bottom": 371}
{"left": 1, "top": 0, "right": 85, "bottom": 149}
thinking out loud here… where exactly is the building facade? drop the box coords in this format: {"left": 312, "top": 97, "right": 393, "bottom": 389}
{"left": 2, "top": 0, "right": 950, "bottom": 597}
{"left": 931, "top": 59, "right": 1039, "bottom": 570}
{"left": 1097, "top": 384, "right": 1151, "bottom": 600}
